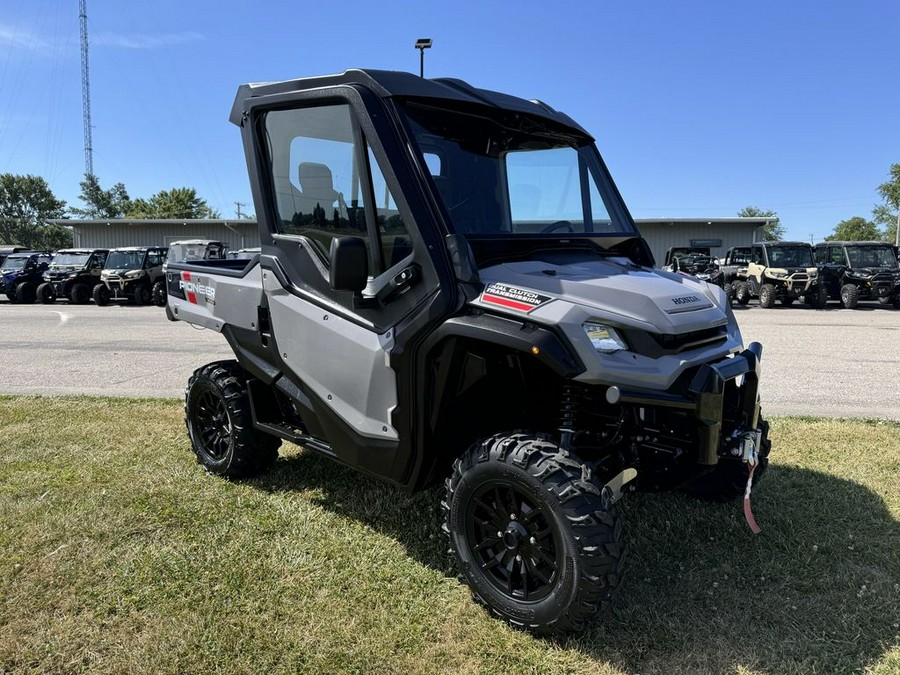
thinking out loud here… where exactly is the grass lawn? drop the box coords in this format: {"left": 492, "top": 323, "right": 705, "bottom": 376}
{"left": 1, "top": 397, "right": 898, "bottom": 674}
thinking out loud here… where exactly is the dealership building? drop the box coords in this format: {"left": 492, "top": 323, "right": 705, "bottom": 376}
{"left": 56, "top": 216, "right": 772, "bottom": 265}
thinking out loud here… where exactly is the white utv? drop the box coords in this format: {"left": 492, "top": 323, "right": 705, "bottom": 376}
{"left": 167, "top": 69, "right": 771, "bottom": 635}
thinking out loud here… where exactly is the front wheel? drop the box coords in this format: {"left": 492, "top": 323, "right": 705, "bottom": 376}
{"left": 758, "top": 283, "right": 776, "bottom": 308}
{"left": 16, "top": 281, "right": 36, "bottom": 304}
{"left": 840, "top": 283, "right": 859, "bottom": 309}
{"left": 444, "top": 433, "right": 625, "bottom": 636}
{"left": 151, "top": 279, "right": 167, "bottom": 307}
{"left": 734, "top": 281, "right": 751, "bottom": 305}
{"left": 37, "top": 282, "right": 56, "bottom": 304}
{"left": 92, "top": 284, "right": 111, "bottom": 306}
{"left": 69, "top": 282, "right": 91, "bottom": 304}
{"left": 185, "top": 360, "right": 281, "bottom": 478}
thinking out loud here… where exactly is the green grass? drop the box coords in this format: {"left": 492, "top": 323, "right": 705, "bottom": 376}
{"left": 1, "top": 397, "right": 898, "bottom": 674}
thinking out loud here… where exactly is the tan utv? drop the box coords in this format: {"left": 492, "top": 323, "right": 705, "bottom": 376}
{"left": 732, "top": 241, "right": 826, "bottom": 308}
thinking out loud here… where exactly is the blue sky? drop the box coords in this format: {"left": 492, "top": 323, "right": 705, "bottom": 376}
{"left": 1, "top": 0, "right": 898, "bottom": 242}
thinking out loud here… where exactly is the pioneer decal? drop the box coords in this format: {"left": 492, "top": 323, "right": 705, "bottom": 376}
{"left": 480, "top": 283, "right": 552, "bottom": 313}
{"left": 179, "top": 271, "right": 215, "bottom": 305}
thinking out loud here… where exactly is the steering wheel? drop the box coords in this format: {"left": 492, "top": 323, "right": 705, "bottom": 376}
{"left": 540, "top": 220, "right": 575, "bottom": 234}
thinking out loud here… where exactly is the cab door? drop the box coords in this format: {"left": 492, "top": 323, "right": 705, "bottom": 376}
{"left": 248, "top": 91, "right": 447, "bottom": 475}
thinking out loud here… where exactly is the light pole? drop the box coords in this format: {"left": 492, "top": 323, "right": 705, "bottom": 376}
{"left": 415, "top": 38, "right": 432, "bottom": 77}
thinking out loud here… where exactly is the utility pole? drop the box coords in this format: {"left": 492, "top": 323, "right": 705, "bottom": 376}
{"left": 79, "top": 0, "right": 94, "bottom": 176}
{"left": 235, "top": 201, "right": 246, "bottom": 219}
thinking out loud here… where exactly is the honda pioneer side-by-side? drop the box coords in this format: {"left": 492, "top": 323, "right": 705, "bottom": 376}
{"left": 2, "top": 252, "right": 52, "bottom": 303}
{"left": 732, "top": 241, "right": 826, "bottom": 308}
{"left": 96, "top": 246, "right": 168, "bottom": 306}
{"left": 37, "top": 248, "right": 109, "bottom": 304}
{"left": 167, "top": 70, "right": 771, "bottom": 635}
{"left": 814, "top": 241, "right": 900, "bottom": 308}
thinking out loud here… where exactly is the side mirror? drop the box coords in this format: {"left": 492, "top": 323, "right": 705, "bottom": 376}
{"left": 329, "top": 236, "right": 368, "bottom": 292}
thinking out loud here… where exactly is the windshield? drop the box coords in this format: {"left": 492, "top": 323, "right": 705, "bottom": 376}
{"left": 51, "top": 253, "right": 91, "bottom": 267}
{"left": 2, "top": 257, "right": 29, "bottom": 270}
{"left": 767, "top": 246, "right": 814, "bottom": 267}
{"left": 399, "top": 101, "right": 635, "bottom": 238}
{"left": 106, "top": 251, "right": 145, "bottom": 270}
{"left": 846, "top": 246, "right": 898, "bottom": 269}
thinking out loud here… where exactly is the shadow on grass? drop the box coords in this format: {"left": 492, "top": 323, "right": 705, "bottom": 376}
{"left": 252, "top": 452, "right": 899, "bottom": 673}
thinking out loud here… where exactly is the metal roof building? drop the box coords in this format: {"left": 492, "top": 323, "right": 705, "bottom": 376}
{"left": 56, "top": 217, "right": 770, "bottom": 265}
{"left": 636, "top": 217, "right": 772, "bottom": 264}
{"left": 54, "top": 219, "right": 260, "bottom": 251}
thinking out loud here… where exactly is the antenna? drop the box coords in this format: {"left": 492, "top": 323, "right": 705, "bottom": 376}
{"left": 79, "top": 0, "right": 94, "bottom": 176}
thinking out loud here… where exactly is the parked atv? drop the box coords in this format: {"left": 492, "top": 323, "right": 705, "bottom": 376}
{"left": 1, "top": 251, "right": 52, "bottom": 303}
{"left": 732, "top": 241, "right": 826, "bottom": 308}
{"left": 167, "top": 69, "right": 771, "bottom": 636}
{"left": 663, "top": 247, "right": 726, "bottom": 293}
{"left": 36, "top": 248, "right": 109, "bottom": 304}
{"left": 95, "top": 246, "right": 168, "bottom": 306}
{"left": 814, "top": 241, "right": 900, "bottom": 308}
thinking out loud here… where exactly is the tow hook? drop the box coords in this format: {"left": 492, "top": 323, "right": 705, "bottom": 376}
{"left": 602, "top": 468, "right": 638, "bottom": 505}
{"left": 738, "top": 428, "right": 763, "bottom": 535}
{"left": 739, "top": 429, "right": 762, "bottom": 463}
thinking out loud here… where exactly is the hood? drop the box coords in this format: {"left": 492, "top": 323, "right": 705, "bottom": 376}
{"left": 474, "top": 257, "right": 728, "bottom": 334}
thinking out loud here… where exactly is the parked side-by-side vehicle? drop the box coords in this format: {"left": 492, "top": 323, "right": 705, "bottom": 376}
{"left": 165, "top": 69, "right": 771, "bottom": 635}
{"left": 95, "top": 246, "right": 168, "bottom": 306}
{"left": 815, "top": 241, "right": 900, "bottom": 308}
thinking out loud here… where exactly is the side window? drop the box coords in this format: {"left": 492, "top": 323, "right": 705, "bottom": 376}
{"left": 751, "top": 246, "right": 764, "bottom": 265}
{"left": 266, "top": 104, "right": 370, "bottom": 262}
{"left": 368, "top": 145, "right": 412, "bottom": 270}
{"left": 815, "top": 247, "right": 825, "bottom": 264}
{"left": 829, "top": 247, "right": 843, "bottom": 264}
{"left": 146, "top": 252, "right": 162, "bottom": 268}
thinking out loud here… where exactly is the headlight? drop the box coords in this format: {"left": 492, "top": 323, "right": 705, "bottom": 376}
{"left": 768, "top": 270, "right": 788, "bottom": 279}
{"left": 125, "top": 270, "right": 144, "bottom": 278}
{"left": 583, "top": 322, "right": 628, "bottom": 353}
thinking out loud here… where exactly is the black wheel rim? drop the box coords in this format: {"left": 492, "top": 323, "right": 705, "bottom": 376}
{"left": 192, "top": 388, "right": 232, "bottom": 461}
{"left": 465, "top": 481, "right": 562, "bottom": 602}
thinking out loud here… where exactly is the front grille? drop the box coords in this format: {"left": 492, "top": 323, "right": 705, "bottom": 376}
{"left": 646, "top": 325, "right": 727, "bottom": 354}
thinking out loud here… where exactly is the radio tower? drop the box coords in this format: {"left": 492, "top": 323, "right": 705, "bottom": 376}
{"left": 79, "top": 0, "right": 94, "bottom": 176}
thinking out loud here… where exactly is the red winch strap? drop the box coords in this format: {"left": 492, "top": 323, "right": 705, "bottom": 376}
{"left": 743, "top": 463, "right": 761, "bottom": 535}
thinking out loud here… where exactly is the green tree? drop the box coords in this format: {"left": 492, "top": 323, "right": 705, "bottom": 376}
{"left": 0, "top": 173, "right": 70, "bottom": 249}
{"left": 825, "top": 216, "right": 880, "bottom": 241}
{"left": 876, "top": 163, "right": 900, "bottom": 245}
{"left": 738, "top": 206, "right": 784, "bottom": 241}
{"left": 127, "top": 187, "right": 220, "bottom": 219}
{"left": 70, "top": 174, "right": 132, "bottom": 218}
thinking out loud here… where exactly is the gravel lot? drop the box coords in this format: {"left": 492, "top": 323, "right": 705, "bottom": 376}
{"left": 0, "top": 300, "right": 897, "bottom": 420}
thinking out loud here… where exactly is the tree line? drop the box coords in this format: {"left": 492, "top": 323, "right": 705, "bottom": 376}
{"left": 739, "top": 163, "right": 900, "bottom": 245}
{"left": 2, "top": 164, "right": 899, "bottom": 251}
{"left": 0, "top": 173, "right": 230, "bottom": 250}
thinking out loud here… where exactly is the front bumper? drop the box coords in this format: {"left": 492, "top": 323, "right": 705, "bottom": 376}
{"left": 606, "top": 342, "right": 762, "bottom": 465}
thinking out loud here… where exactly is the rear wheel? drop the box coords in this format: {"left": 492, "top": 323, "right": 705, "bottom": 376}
{"left": 444, "top": 433, "right": 625, "bottom": 635}
{"left": 840, "top": 283, "right": 859, "bottom": 309}
{"left": 132, "top": 285, "right": 149, "bottom": 305}
{"left": 16, "top": 281, "right": 36, "bottom": 304}
{"left": 185, "top": 360, "right": 280, "bottom": 478}
{"left": 69, "top": 282, "right": 91, "bottom": 304}
{"left": 758, "top": 283, "right": 776, "bottom": 308}
{"left": 37, "top": 282, "right": 56, "bottom": 304}
{"left": 806, "top": 285, "right": 828, "bottom": 308}
{"left": 92, "top": 284, "right": 111, "bottom": 306}
{"left": 683, "top": 418, "right": 771, "bottom": 501}
{"left": 151, "top": 279, "right": 167, "bottom": 307}
{"left": 734, "top": 281, "right": 751, "bottom": 305}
